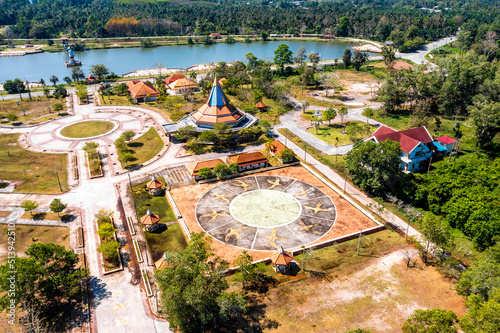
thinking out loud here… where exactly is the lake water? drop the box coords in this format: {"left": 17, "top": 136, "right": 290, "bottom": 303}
{"left": 0, "top": 40, "right": 361, "bottom": 83}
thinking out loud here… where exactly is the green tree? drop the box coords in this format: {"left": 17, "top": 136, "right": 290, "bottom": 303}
{"left": 6, "top": 114, "right": 18, "bottom": 122}
{"left": 338, "top": 106, "right": 348, "bottom": 124}
{"left": 402, "top": 309, "right": 458, "bottom": 333}
{"left": 90, "top": 64, "right": 110, "bottom": 81}
{"left": 343, "top": 49, "right": 352, "bottom": 69}
{"left": 97, "top": 240, "right": 121, "bottom": 260}
{"left": 120, "top": 130, "right": 135, "bottom": 142}
{"left": 0, "top": 243, "right": 88, "bottom": 328}
{"left": 119, "top": 152, "right": 135, "bottom": 166}
{"left": 459, "top": 289, "right": 500, "bottom": 333}
{"left": 115, "top": 137, "right": 127, "bottom": 153}
{"left": 97, "top": 222, "right": 116, "bottom": 240}
{"left": 75, "top": 84, "right": 88, "bottom": 103}
{"left": 174, "top": 126, "right": 197, "bottom": 141}
{"left": 352, "top": 50, "right": 368, "bottom": 71}
{"left": 456, "top": 257, "right": 500, "bottom": 302}
{"left": 21, "top": 199, "right": 39, "bottom": 216}
{"left": 83, "top": 141, "right": 99, "bottom": 157}
{"left": 468, "top": 96, "right": 500, "bottom": 149}
{"left": 418, "top": 213, "right": 455, "bottom": 264}
{"left": 293, "top": 46, "right": 307, "bottom": 65}
{"left": 95, "top": 208, "right": 113, "bottom": 224}
{"left": 63, "top": 76, "right": 72, "bottom": 85}
{"left": 279, "top": 148, "right": 295, "bottom": 162}
{"left": 3, "top": 78, "right": 25, "bottom": 94}
{"left": 49, "top": 198, "right": 67, "bottom": 217}
{"left": 198, "top": 167, "right": 214, "bottom": 179}
{"left": 71, "top": 68, "right": 85, "bottom": 83}
{"left": 300, "top": 66, "right": 316, "bottom": 87}
{"left": 273, "top": 44, "right": 293, "bottom": 75}
{"left": 363, "top": 107, "right": 374, "bottom": 123}
{"left": 49, "top": 75, "right": 59, "bottom": 86}
{"left": 381, "top": 45, "right": 396, "bottom": 69}
{"left": 345, "top": 139, "right": 405, "bottom": 197}
{"left": 261, "top": 31, "right": 269, "bottom": 41}
{"left": 228, "top": 162, "right": 239, "bottom": 174}
{"left": 155, "top": 233, "right": 247, "bottom": 333}
{"left": 323, "top": 107, "right": 337, "bottom": 124}
{"left": 53, "top": 102, "right": 63, "bottom": 115}
{"left": 214, "top": 163, "right": 230, "bottom": 179}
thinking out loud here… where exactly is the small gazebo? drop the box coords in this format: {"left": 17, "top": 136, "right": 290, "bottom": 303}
{"left": 141, "top": 209, "right": 160, "bottom": 232}
{"left": 270, "top": 246, "right": 293, "bottom": 273}
{"left": 255, "top": 101, "right": 267, "bottom": 112}
{"left": 146, "top": 176, "right": 163, "bottom": 196}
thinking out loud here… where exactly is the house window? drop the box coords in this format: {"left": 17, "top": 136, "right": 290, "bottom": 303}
{"left": 415, "top": 150, "right": 421, "bottom": 157}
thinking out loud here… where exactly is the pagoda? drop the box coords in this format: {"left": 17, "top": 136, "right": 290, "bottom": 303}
{"left": 190, "top": 77, "right": 245, "bottom": 128}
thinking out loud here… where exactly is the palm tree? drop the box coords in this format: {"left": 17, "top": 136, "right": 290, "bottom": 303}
{"left": 40, "top": 78, "right": 45, "bottom": 87}
{"left": 50, "top": 75, "right": 59, "bottom": 86}
{"left": 83, "top": 141, "right": 99, "bottom": 157}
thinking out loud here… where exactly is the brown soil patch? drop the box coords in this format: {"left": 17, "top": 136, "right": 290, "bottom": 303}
{"left": 374, "top": 60, "right": 413, "bottom": 70}
{"left": 260, "top": 250, "right": 466, "bottom": 332}
{"left": 171, "top": 166, "right": 378, "bottom": 265}
{"left": 0, "top": 211, "right": 11, "bottom": 218}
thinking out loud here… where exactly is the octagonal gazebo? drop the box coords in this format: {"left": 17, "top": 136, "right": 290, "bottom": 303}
{"left": 146, "top": 176, "right": 163, "bottom": 196}
{"left": 270, "top": 246, "right": 293, "bottom": 273}
{"left": 141, "top": 209, "right": 160, "bottom": 232}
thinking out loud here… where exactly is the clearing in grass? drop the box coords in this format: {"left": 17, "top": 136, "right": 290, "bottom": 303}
{"left": 0, "top": 134, "right": 68, "bottom": 193}
{"left": 60, "top": 120, "right": 114, "bottom": 138}
{"left": 0, "top": 224, "right": 69, "bottom": 263}
{"left": 131, "top": 176, "right": 176, "bottom": 223}
{"left": 117, "top": 128, "right": 164, "bottom": 168}
{"left": 144, "top": 222, "right": 187, "bottom": 262}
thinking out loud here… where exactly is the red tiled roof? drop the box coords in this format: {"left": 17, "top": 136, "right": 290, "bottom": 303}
{"left": 228, "top": 152, "right": 267, "bottom": 167}
{"left": 126, "top": 80, "right": 159, "bottom": 99}
{"left": 270, "top": 140, "right": 286, "bottom": 154}
{"left": 141, "top": 212, "right": 160, "bottom": 225}
{"left": 147, "top": 178, "right": 163, "bottom": 189}
{"left": 369, "top": 126, "right": 433, "bottom": 153}
{"left": 164, "top": 74, "right": 186, "bottom": 85}
{"left": 435, "top": 136, "right": 457, "bottom": 145}
{"left": 270, "top": 248, "right": 293, "bottom": 266}
{"left": 255, "top": 102, "right": 267, "bottom": 108}
{"left": 169, "top": 78, "right": 198, "bottom": 90}
{"left": 187, "top": 159, "right": 224, "bottom": 176}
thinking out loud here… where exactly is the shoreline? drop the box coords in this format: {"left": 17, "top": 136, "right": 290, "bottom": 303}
{"left": 2, "top": 36, "right": 375, "bottom": 56}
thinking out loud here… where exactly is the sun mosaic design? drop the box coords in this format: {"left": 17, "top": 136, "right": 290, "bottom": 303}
{"left": 195, "top": 175, "right": 337, "bottom": 251}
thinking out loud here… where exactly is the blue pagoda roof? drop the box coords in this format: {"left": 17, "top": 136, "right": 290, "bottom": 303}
{"left": 206, "top": 77, "right": 228, "bottom": 107}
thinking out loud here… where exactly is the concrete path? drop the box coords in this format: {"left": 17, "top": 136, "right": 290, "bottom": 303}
{"left": 397, "top": 36, "right": 457, "bottom": 66}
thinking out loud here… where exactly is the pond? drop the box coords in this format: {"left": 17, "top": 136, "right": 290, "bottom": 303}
{"left": 0, "top": 40, "right": 362, "bottom": 83}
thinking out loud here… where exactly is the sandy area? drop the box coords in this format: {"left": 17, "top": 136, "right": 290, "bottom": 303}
{"left": 171, "top": 166, "right": 378, "bottom": 264}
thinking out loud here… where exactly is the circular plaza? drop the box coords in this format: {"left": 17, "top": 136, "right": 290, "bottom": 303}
{"left": 195, "top": 175, "right": 337, "bottom": 251}
{"left": 26, "top": 112, "right": 144, "bottom": 152}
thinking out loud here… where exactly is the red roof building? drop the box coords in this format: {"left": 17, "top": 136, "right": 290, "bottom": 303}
{"left": 270, "top": 246, "right": 293, "bottom": 273}
{"left": 366, "top": 126, "right": 437, "bottom": 172}
{"left": 187, "top": 159, "right": 225, "bottom": 180}
{"left": 126, "top": 80, "right": 159, "bottom": 103}
{"left": 164, "top": 74, "right": 186, "bottom": 85}
{"left": 228, "top": 152, "right": 267, "bottom": 171}
{"left": 435, "top": 136, "right": 457, "bottom": 152}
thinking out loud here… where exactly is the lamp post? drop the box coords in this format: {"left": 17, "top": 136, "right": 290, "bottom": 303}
{"left": 304, "top": 145, "right": 307, "bottom": 164}
{"left": 343, "top": 173, "right": 348, "bottom": 194}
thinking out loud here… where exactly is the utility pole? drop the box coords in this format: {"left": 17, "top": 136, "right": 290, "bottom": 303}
{"left": 56, "top": 172, "right": 62, "bottom": 192}
{"left": 343, "top": 173, "right": 348, "bottom": 193}
{"left": 304, "top": 145, "right": 307, "bottom": 164}
{"left": 357, "top": 231, "right": 362, "bottom": 255}
{"left": 405, "top": 217, "right": 411, "bottom": 241}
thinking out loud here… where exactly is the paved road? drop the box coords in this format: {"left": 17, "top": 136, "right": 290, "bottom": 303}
{"left": 397, "top": 36, "right": 457, "bottom": 66}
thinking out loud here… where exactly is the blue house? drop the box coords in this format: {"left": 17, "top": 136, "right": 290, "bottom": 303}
{"left": 366, "top": 126, "right": 447, "bottom": 172}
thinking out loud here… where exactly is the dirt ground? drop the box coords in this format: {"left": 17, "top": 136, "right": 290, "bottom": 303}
{"left": 307, "top": 70, "right": 382, "bottom": 109}
{"left": 170, "top": 166, "right": 378, "bottom": 265}
{"left": 373, "top": 60, "right": 413, "bottom": 70}
{"left": 260, "top": 249, "right": 466, "bottom": 333}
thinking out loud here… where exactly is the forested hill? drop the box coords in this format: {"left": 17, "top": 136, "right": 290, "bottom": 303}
{"left": 1, "top": 0, "right": 500, "bottom": 42}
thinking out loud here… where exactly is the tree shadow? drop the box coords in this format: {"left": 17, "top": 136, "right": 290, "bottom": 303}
{"left": 218, "top": 295, "right": 281, "bottom": 333}
{"left": 128, "top": 142, "right": 144, "bottom": 148}
{"left": 89, "top": 276, "right": 111, "bottom": 308}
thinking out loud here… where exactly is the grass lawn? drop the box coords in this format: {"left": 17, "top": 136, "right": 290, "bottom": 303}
{"left": 231, "top": 229, "right": 465, "bottom": 332}
{"left": 0, "top": 96, "right": 66, "bottom": 123}
{"left": 118, "top": 128, "right": 165, "bottom": 168}
{"left": 278, "top": 128, "right": 347, "bottom": 176}
{"left": 131, "top": 176, "right": 176, "bottom": 223}
{"left": 144, "top": 223, "right": 187, "bottom": 262}
{"left": 307, "top": 121, "right": 370, "bottom": 145}
{"left": 0, "top": 224, "right": 69, "bottom": 263}
{"left": 99, "top": 94, "right": 131, "bottom": 106}
{"left": 0, "top": 134, "right": 68, "bottom": 193}
{"left": 60, "top": 120, "right": 115, "bottom": 138}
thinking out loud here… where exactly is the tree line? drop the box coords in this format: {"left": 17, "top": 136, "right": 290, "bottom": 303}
{"left": 2, "top": 0, "right": 493, "bottom": 48}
